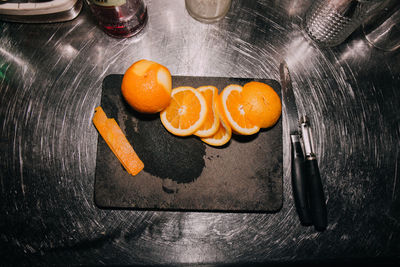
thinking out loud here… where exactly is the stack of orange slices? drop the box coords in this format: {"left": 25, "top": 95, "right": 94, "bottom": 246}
{"left": 159, "top": 81, "right": 281, "bottom": 146}
{"left": 160, "top": 85, "right": 232, "bottom": 146}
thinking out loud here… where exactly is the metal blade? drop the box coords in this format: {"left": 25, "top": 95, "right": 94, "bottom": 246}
{"left": 280, "top": 61, "right": 300, "bottom": 134}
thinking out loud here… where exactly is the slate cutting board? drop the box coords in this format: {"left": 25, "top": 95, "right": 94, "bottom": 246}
{"left": 94, "top": 75, "right": 283, "bottom": 212}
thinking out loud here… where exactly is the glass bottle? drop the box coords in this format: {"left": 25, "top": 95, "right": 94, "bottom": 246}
{"left": 86, "top": 0, "right": 148, "bottom": 38}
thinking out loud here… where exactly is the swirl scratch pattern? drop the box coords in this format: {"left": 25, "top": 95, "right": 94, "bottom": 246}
{"left": 0, "top": 0, "right": 399, "bottom": 265}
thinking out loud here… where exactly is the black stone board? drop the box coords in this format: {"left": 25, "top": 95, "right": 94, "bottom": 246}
{"left": 94, "top": 75, "right": 282, "bottom": 212}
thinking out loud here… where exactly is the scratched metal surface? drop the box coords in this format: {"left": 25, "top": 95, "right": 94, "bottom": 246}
{"left": 0, "top": 0, "right": 399, "bottom": 265}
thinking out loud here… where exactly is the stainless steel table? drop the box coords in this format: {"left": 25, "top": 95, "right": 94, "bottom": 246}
{"left": 1, "top": 0, "right": 399, "bottom": 265}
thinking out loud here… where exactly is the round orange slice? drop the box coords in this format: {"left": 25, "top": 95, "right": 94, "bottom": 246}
{"left": 160, "top": 87, "right": 208, "bottom": 136}
{"left": 194, "top": 86, "right": 220, "bottom": 138}
{"left": 201, "top": 95, "right": 232, "bottom": 146}
{"left": 219, "top": 84, "right": 260, "bottom": 135}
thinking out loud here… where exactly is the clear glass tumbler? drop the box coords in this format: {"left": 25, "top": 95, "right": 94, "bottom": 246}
{"left": 363, "top": 0, "right": 400, "bottom": 51}
{"left": 86, "top": 0, "right": 148, "bottom": 38}
{"left": 185, "top": 0, "right": 231, "bottom": 23}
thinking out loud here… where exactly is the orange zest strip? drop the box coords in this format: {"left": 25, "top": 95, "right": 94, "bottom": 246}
{"left": 93, "top": 106, "right": 144, "bottom": 176}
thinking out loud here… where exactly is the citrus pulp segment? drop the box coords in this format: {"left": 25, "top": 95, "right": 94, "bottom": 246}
{"left": 219, "top": 84, "right": 260, "bottom": 135}
{"left": 201, "top": 97, "right": 232, "bottom": 146}
{"left": 160, "top": 87, "right": 208, "bottom": 136}
{"left": 194, "top": 86, "right": 220, "bottom": 138}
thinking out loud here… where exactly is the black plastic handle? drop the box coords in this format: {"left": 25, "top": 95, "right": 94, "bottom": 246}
{"left": 305, "top": 158, "right": 327, "bottom": 231}
{"left": 291, "top": 135, "right": 312, "bottom": 226}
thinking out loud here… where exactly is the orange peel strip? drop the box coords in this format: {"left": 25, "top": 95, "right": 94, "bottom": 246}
{"left": 93, "top": 106, "right": 144, "bottom": 176}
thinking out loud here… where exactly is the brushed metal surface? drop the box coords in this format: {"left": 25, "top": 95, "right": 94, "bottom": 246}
{"left": 0, "top": 0, "right": 399, "bottom": 265}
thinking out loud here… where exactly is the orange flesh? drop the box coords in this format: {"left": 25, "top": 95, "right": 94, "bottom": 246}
{"left": 213, "top": 123, "right": 226, "bottom": 139}
{"left": 200, "top": 95, "right": 232, "bottom": 146}
{"left": 93, "top": 107, "right": 144, "bottom": 176}
{"left": 166, "top": 90, "right": 201, "bottom": 130}
{"left": 198, "top": 89, "right": 214, "bottom": 130}
{"left": 226, "top": 91, "right": 256, "bottom": 129}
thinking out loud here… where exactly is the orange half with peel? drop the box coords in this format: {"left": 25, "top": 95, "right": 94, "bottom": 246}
{"left": 194, "top": 86, "right": 220, "bottom": 138}
{"left": 242, "top": 81, "right": 281, "bottom": 129}
{"left": 160, "top": 87, "right": 208, "bottom": 136}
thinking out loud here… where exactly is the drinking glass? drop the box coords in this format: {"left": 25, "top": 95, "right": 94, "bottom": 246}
{"left": 185, "top": 0, "right": 231, "bottom": 23}
{"left": 363, "top": 1, "right": 400, "bottom": 51}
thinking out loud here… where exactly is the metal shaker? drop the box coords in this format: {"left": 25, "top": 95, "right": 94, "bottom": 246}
{"left": 303, "top": 0, "right": 386, "bottom": 47}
